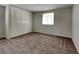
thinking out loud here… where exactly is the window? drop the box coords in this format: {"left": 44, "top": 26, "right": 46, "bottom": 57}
{"left": 42, "top": 12, "right": 54, "bottom": 25}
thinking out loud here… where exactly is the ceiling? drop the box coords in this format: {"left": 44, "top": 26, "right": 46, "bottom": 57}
{"left": 12, "top": 4, "right": 72, "bottom": 12}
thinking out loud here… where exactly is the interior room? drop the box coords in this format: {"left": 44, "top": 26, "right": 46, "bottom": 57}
{"left": 0, "top": 4, "right": 79, "bottom": 54}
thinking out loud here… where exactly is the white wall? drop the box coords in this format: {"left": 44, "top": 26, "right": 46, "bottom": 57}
{"left": 5, "top": 5, "right": 10, "bottom": 38}
{"left": 5, "top": 6, "right": 32, "bottom": 38}
{"left": 0, "top": 7, "right": 5, "bottom": 38}
{"left": 9, "top": 7, "right": 32, "bottom": 38}
{"left": 72, "top": 4, "right": 79, "bottom": 53}
{"left": 33, "top": 7, "right": 72, "bottom": 38}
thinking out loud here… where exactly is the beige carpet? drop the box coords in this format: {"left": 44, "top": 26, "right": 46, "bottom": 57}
{"left": 0, "top": 32, "right": 78, "bottom": 54}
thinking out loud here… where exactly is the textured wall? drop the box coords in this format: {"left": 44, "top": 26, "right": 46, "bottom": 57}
{"left": 72, "top": 4, "right": 79, "bottom": 53}
{"left": 9, "top": 7, "right": 32, "bottom": 38}
{"left": 33, "top": 7, "right": 72, "bottom": 38}
{"left": 5, "top": 6, "right": 33, "bottom": 38}
{"left": 0, "top": 7, "right": 5, "bottom": 38}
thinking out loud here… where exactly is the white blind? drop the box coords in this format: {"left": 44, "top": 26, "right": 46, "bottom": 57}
{"left": 42, "top": 13, "right": 54, "bottom": 25}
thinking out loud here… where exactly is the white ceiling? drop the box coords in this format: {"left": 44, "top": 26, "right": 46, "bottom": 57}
{"left": 12, "top": 4, "right": 72, "bottom": 12}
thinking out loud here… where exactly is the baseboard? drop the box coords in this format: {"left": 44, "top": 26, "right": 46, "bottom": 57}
{"left": 0, "top": 35, "right": 10, "bottom": 39}
{"left": 0, "top": 37, "right": 7, "bottom": 39}
{"left": 33, "top": 32, "right": 72, "bottom": 39}
{"left": 9, "top": 32, "right": 33, "bottom": 39}
{"left": 0, "top": 32, "right": 33, "bottom": 39}
{"left": 71, "top": 39, "right": 79, "bottom": 53}
{"left": 0, "top": 32, "right": 72, "bottom": 39}
{"left": 4, "top": 36, "right": 10, "bottom": 39}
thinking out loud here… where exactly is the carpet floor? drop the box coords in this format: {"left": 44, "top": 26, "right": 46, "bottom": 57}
{"left": 0, "top": 32, "right": 78, "bottom": 54}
